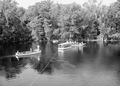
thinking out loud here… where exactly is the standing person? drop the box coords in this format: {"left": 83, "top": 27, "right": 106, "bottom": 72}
{"left": 30, "top": 48, "right": 32, "bottom": 52}
{"left": 37, "top": 45, "right": 40, "bottom": 51}
{"left": 16, "top": 51, "right": 19, "bottom": 55}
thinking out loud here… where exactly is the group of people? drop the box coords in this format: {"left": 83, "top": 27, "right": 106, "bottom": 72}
{"left": 66, "top": 41, "right": 84, "bottom": 46}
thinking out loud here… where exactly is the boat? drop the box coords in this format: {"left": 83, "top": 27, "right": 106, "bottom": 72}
{"left": 58, "top": 42, "right": 72, "bottom": 52}
{"left": 15, "top": 45, "right": 41, "bottom": 58}
{"left": 15, "top": 50, "right": 41, "bottom": 58}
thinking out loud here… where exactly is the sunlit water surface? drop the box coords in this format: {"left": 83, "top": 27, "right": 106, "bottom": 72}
{"left": 0, "top": 42, "right": 120, "bottom": 86}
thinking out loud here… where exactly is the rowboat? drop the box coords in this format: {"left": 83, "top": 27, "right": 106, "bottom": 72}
{"left": 15, "top": 45, "right": 41, "bottom": 58}
{"left": 58, "top": 46, "right": 72, "bottom": 51}
{"left": 15, "top": 50, "right": 41, "bottom": 58}
{"left": 58, "top": 42, "right": 72, "bottom": 52}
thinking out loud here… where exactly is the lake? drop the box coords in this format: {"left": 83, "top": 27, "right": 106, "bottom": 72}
{"left": 0, "top": 41, "right": 120, "bottom": 86}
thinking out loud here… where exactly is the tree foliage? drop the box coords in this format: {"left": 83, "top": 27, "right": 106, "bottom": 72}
{"left": 1, "top": 0, "right": 120, "bottom": 43}
{"left": 0, "top": 0, "right": 32, "bottom": 44}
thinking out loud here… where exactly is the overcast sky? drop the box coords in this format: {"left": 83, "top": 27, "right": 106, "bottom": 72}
{"left": 15, "top": 0, "right": 117, "bottom": 9}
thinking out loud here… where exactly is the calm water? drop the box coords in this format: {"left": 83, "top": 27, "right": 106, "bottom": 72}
{"left": 0, "top": 42, "right": 120, "bottom": 86}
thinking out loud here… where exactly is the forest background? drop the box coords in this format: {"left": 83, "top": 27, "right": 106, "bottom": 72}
{"left": 0, "top": 0, "right": 120, "bottom": 44}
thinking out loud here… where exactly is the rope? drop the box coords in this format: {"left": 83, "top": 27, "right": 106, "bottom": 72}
{"left": 29, "top": 44, "right": 58, "bottom": 86}
{"left": 40, "top": 51, "right": 58, "bottom": 74}
{"left": 29, "top": 74, "right": 41, "bottom": 86}
{"left": 0, "top": 55, "right": 15, "bottom": 58}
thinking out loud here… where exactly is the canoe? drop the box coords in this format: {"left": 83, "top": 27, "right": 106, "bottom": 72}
{"left": 58, "top": 46, "right": 72, "bottom": 50}
{"left": 15, "top": 50, "right": 41, "bottom": 58}
{"left": 58, "top": 42, "right": 72, "bottom": 52}
{"left": 58, "top": 46, "right": 72, "bottom": 52}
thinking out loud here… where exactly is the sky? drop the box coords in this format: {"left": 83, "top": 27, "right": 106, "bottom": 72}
{"left": 15, "top": 0, "right": 117, "bottom": 9}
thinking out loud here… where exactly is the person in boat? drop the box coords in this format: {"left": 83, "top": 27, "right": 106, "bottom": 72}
{"left": 34, "top": 45, "right": 40, "bottom": 51}
{"left": 37, "top": 45, "right": 40, "bottom": 50}
{"left": 77, "top": 42, "right": 78, "bottom": 45}
{"left": 75, "top": 41, "right": 77, "bottom": 45}
{"left": 81, "top": 42, "right": 84, "bottom": 45}
{"left": 16, "top": 51, "right": 19, "bottom": 55}
{"left": 30, "top": 48, "right": 32, "bottom": 52}
{"left": 79, "top": 42, "right": 85, "bottom": 46}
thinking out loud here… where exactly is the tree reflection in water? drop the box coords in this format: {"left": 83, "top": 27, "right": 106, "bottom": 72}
{"left": 30, "top": 53, "right": 55, "bottom": 74}
{"left": 0, "top": 42, "right": 57, "bottom": 81}
{"left": 29, "top": 43, "right": 58, "bottom": 74}
{"left": 1, "top": 41, "right": 120, "bottom": 86}
{"left": 0, "top": 57, "right": 28, "bottom": 80}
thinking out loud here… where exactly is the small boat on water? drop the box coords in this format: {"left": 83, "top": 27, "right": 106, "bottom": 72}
{"left": 15, "top": 45, "right": 41, "bottom": 58}
{"left": 58, "top": 42, "right": 72, "bottom": 52}
{"left": 58, "top": 41, "right": 85, "bottom": 52}
{"left": 15, "top": 50, "right": 41, "bottom": 58}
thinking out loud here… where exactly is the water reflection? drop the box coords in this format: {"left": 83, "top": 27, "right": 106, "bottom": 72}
{"left": 0, "top": 57, "right": 26, "bottom": 80}
{"left": 1, "top": 42, "right": 120, "bottom": 86}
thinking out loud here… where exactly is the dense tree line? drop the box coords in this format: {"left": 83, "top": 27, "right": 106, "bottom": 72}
{"left": 0, "top": 0, "right": 120, "bottom": 44}
{"left": 0, "top": 0, "right": 32, "bottom": 44}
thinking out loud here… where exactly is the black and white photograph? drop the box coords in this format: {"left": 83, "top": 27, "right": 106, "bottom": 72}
{"left": 0, "top": 0, "right": 120, "bottom": 86}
